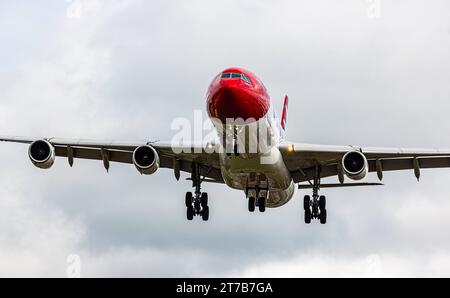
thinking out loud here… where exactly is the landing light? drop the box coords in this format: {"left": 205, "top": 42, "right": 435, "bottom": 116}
{"left": 288, "top": 145, "right": 294, "bottom": 152}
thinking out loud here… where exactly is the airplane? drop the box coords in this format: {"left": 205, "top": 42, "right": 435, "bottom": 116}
{"left": 2, "top": 67, "right": 450, "bottom": 224}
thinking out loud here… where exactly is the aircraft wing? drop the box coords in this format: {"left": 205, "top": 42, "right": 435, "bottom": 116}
{"left": 280, "top": 143, "right": 450, "bottom": 183}
{"left": 0, "top": 136, "right": 223, "bottom": 182}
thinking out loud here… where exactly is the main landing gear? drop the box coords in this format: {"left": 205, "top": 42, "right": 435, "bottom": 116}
{"left": 304, "top": 167, "right": 327, "bottom": 224}
{"left": 186, "top": 163, "right": 209, "bottom": 221}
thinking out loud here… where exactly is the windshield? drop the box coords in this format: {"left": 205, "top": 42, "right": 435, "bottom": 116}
{"left": 220, "top": 73, "right": 251, "bottom": 84}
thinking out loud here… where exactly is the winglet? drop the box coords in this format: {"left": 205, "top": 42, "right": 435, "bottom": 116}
{"left": 280, "top": 95, "right": 289, "bottom": 138}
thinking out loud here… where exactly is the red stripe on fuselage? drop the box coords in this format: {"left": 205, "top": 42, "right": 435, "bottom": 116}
{"left": 206, "top": 68, "right": 271, "bottom": 123}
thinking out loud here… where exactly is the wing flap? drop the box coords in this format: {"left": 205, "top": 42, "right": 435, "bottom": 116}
{"left": 54, "top": 146, "right": 133, "bottom": 164}
{"left": 298, "top": 182, "right": 383, "bottom": 189}
{"left": 369, "top": 156, "right": 450, "bottom": 172}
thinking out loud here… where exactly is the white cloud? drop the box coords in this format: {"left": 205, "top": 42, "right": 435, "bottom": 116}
{"left": 0, "top": 168, "right": 85, "bottom": 277}
{"left": 238, "top": 252, "right": 450, "bottom": 278}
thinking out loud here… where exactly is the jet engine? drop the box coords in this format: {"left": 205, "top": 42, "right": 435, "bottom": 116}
{"left": 342, "top": 151, "right": 368, "bottom": 180}
{"left": 132, "top": 145, "right": 160, "bottom": 175}
{"left": 28, "top": 140, "right": 55, "bottom": 169}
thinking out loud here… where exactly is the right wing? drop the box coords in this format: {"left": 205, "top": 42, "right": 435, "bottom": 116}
{"left": 280, "top": 143, "right": 450, "bottom": 183}
{"left": 0, "top": 136, "right": 224, "bottom": 182}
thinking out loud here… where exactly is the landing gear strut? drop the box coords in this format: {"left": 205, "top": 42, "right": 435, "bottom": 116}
{"left": 225, "top": 126, "right": 240, "bottom": 157}
{"left": 186, "top": 163, "right": 209, "bottom": 221}
{"left": 304, "top": 166, "right": 327, "bottom": 224}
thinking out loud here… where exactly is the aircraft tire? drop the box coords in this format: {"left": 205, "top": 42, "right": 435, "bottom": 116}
{"left": 185, "top": 192, "right": 193, "bottom": 207}
{"left": 320, "top": 209, "right": 327, "bottom": 224}
{"left": 248, "top": 197, "right": 256, "bottom": 212}
{"left": 200, "top": 193, "right": 208, "bottom": 208}
{"left": 304, "top": 195, "right": 311, "bottom": 210}
{"left": 305, "top": 209, "right": 312, "bottom": 224}
{"left": 202, "top": 206, "right": 209, "bottom": 221}
{"left": 187, "top": 206, "right": 194, "bottom": 221}
{"left": 258, "top": 197, "right": 266, "bottom": 212}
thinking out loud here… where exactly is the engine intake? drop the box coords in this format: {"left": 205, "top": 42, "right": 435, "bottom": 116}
{"left": 132, "top": 145, "right": 159, "bottom": 175}
{"left": 28, "top": 140, "right": 55, "bottom": 169}
{"left": 342, "top": 151, "right": 368, "bottom": 180}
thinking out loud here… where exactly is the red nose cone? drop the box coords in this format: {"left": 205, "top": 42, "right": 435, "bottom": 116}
{"left": 208, "top": 81, "right": 269, "bottom": 123}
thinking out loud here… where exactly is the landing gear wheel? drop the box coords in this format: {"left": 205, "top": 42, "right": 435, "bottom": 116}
{"left": 304, "top": 209, "right": 312, "bottom": 224}
{"left": 248, "top": 197, "right": 256, "bottom": 212}
{"left": 320, "top": 209, "right": 327, "bottom": 224}
{"left": 319, "top": 195, "right": 326, "bottom": 211}
{"left": 202, "top": 206, "right": 209, "bottom": 221}
{"left": 185, "top": 192, "right": 193, "bottom": 207}
{"left": 258, "top": 197, "right": 266, "bottom": 213}
{"left": 187, "top": 205, "right": 194, "bottom": 221}
{"left": 303, "top": 195, "right": 311, "bottom": 210}
{"left": 200, "top": 193, "right": 208, "bottom": 208}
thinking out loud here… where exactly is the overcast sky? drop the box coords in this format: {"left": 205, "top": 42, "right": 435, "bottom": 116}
{"left": 0, "top": 0, "right": 450, "bottom": 277}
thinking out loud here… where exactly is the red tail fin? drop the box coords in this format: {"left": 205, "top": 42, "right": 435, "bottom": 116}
{"left": 281, "top": 95, "right": 289, "bottom": 132}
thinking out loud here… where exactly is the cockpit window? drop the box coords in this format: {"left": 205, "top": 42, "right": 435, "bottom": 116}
{"left": 242, "top": 74, "right": 251, "bottom": 84}
{"left": 220, "top": 72, "right": 252, "bottom": 85}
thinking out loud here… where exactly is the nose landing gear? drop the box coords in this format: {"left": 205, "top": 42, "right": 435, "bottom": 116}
{"left": 247, "top": 187, "right": 267, "bottom": 213}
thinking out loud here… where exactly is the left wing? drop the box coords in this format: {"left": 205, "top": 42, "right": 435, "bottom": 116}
{"left": 0, "top": 136, "right": 223, "bottom": 182}
{"left": 280, "top": 143, "right": 450, "bottom": 183}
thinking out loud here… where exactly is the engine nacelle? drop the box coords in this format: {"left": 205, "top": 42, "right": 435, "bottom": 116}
{"left": 28, "top": 140, "right": 55, "bottom": 169}
{"left": 342, "top": 151, "right": 368, "bottom": 181}
{"left": 132, "top": 145, "right": 159, "bottom": 175}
